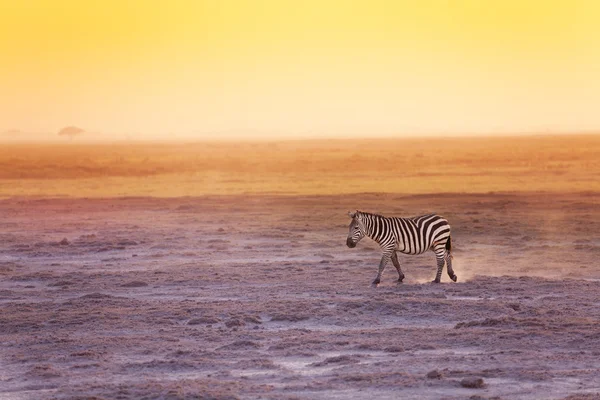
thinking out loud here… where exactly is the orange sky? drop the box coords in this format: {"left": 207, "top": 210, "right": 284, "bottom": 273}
{"left": 1, "top": 0, "right": 599, "bottom": 139}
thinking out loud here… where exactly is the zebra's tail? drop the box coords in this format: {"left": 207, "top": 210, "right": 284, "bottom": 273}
{"left": 445, "top": 236, "right": 453, "bottom": 257}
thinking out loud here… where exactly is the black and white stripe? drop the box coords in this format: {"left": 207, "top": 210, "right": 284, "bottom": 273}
{"left": 346, "top": 210, "right": 456, "bottom": 285}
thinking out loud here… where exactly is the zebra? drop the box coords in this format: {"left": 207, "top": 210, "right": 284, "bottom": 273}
{"left": 346, "top": 210, "right": 456, "bottom": 285}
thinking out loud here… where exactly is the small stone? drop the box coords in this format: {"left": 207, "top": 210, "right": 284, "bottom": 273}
{"left": 426, "top": 369, "right": 442, "bottom": 379}
{"left": 188, "top": 316, "right": 220, "bottom": 325}
{"left": 384, "top": 346, "right": 404, "bottom": 353}
{"left": 59, "top": 238, "right": 69, "bottom": 245}
{"left": 120, "top": 280, "right": 148, "bottom": 287}
{"left": 225, "top": 318, "right": 245, "bottom": 328}
{"left": 244, "top": 315, "right": 262, "bottom": 324}
{"left": 460, "top": 377, "right": 485, "bottom": 388}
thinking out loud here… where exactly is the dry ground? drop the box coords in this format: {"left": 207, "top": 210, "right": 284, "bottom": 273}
{"left": 1, "top": 191, "right": 599, "bottom": 399}
{"left": 1, "top": 136, "right": 599, "bottom": 399}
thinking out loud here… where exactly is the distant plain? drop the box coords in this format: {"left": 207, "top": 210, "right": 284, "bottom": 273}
{"left": 1, "top": 135, "right": 599, "bottom": 197}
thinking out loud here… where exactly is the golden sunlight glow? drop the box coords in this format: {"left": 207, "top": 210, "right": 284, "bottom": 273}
{"left": 1, "top": 0, "right": 599, "bottom": 139}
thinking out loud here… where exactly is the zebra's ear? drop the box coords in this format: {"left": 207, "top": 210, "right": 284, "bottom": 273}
{"left": 348, "top": 210, "right": 357, "bottom": 218}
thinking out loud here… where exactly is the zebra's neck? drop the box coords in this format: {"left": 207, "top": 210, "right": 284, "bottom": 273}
{"left": 361, "top": 212, "right": 388, "bottom": 244}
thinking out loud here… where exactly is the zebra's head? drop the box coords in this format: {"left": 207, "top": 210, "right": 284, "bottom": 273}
{"left": 346, "top": 211, "right": 366, "bottom": 248}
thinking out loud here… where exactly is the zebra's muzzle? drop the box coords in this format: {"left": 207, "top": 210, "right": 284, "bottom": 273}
{"left": 346, "top": 238, "right": 356, "bottom": 248}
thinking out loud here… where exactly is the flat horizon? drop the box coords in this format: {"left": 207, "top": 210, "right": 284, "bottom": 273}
{"left": 2, "top": 130, "right": 599, "bottom": 144}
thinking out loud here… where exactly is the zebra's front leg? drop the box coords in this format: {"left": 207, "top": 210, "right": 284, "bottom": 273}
{"left": 391, "top": 251, "right": 405, "bottom": 282}
{"left": 372, "top": 253, "right": 391, "bottom": 286}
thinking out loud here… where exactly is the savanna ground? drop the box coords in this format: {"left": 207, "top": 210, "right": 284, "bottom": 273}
{"left": 1, "top": 135, "right": 599, "bottom": 399}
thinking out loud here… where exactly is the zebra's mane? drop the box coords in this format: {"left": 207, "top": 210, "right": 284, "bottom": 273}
{"left": 357, "top": 210, "right": 387, "bottom": 219}
{"left": 358, "top": 211, "right": 436, "bottom": 220}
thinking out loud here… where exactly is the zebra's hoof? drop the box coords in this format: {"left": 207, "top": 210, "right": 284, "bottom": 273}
{"left": 451, "top": 275, "right": 458, "bottom": 282}
{"left": 431, "top": 279, "right": 441, "bottom": 284}
{"left": 398, "top": 276, "right": 405, "bottom": 283}
{"left": 372, "top": 279, "right": 380, "bottom": 286}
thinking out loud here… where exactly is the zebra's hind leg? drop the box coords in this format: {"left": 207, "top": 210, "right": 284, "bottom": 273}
{"left": 432, "top": 249, "right": 446, "bottom": 283}
{"left": 446, "top": 252, "right": 457, "bottom": 282}
{"left": 391, "top": 251, "right": 405, "bottom": 282}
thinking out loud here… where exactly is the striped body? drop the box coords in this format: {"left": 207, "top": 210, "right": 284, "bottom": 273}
{"left": 346, "top": 210, "right": 457, "bottom": 285}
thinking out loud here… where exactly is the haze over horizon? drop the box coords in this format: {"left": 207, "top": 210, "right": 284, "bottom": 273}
{"left": 2, "top": 0, "right": 600, "bottom": 140}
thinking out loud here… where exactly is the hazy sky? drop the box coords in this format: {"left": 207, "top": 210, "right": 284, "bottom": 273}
{"left": 1, "top": 0, "right": 599, "bottom": 139}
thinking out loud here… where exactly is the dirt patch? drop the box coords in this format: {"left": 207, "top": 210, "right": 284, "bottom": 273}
{"left": 1, "top": 193, "right": 599, "bottom": 399}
